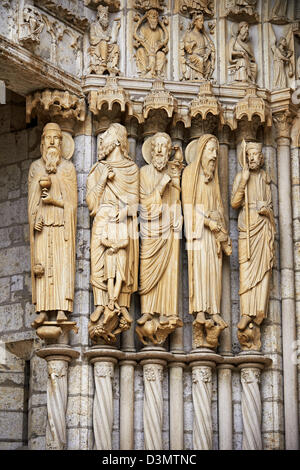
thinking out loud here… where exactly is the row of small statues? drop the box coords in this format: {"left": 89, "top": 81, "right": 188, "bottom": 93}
{"left": 88, "top": 3, "right": 294, "bottom": 89}
{"left": 28, "top": 122, "right": 275, "bottom": 353}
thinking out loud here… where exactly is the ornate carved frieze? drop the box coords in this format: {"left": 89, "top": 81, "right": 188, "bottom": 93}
{"left": 88, "top": 4, "right": 120, "bottom": 76}
{"left": 224, "top": 0, "right": 259, "bottom": 24}
{"left": 26, "top": 89, "right": 86, "bottom": 128}
{"left": 133, "top": 2, "right": 169, "bottom": 78}
{"left": 19, "top": 5, "right": 44, "bottom": 47}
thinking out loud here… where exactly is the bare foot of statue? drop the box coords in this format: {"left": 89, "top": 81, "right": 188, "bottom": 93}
{"left": 238, "top": 314, "right": 252, "bottom": 331}
{"left": 57, "top": 310, "right": 68, "bottom": 322}
{"left": 31, "top": 311, "right": 48, "bottom": 328}
{"left": 108, "top": 299, "right": 115, "bottom": 311}
{"left": 90, "top": 305, "right": 104, "bottom": 323}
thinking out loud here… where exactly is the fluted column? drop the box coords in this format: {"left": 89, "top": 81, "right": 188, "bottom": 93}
{"left": 141, "top": 358, "right": 166, "bottom": 450}
{"left": 274, "top": 110, "right": 299, "bottom": 450}
{"left": 239, "top": 364, "right": 263, "bottom": 450}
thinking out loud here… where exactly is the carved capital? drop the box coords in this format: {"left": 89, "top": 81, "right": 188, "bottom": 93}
{"left": 144, "top": 364, "right": 164, "bottom": 382}
{"left": 192, "top": 366, "right": 212, "bottom": 384}
{"left": 190, "top": 82, "right": 222, "bottom": 121}
{"left": 88, "top": 78, "right": 133, "bottom": 117}
{"left": 94, "top": 362, "right": 114, "bottom": 378}
{"left": 26, "top": 90, "right": 86, "bottom": 133}
{"left": 240, "top": 368, "right": 261, "bottom": 385}
{"left": 273, "top": 110, "right": 293, "bottom": 141}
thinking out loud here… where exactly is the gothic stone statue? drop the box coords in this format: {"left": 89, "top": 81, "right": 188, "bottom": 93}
{"left": 136, "top": 133, "right": 183, "bottom": 345}
{"left": 231, "top": 142, "right": 275, "bottom": 351}
{"left": 181, "top": 12, "right": 215, "bottom": 81}
{"left": 87, "top": 123, "right": 139, "bottom": 344}
{"left": 271, "top": 36, "right": 293, "bottom": 89}
{"left": 182, "top": 134, "right": 232, "bottom": 349}
{"left": 28, "top": 123, "right": 77, "bottom": 338}
{"left": 134, "top": 8, "right": 169, "bottom": 78}
{"left": 88, "top": 5, "right": 120, "bottom": 75}
{"left": 228, "top": 21, "right": 257, "bottom": 84}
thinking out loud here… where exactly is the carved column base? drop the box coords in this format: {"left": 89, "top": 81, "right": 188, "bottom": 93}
{"left": 36, "top": 345, "right": 79, "bottom": 450}
{"left": 85, "top": 347, "right": 122, "bottom": 450}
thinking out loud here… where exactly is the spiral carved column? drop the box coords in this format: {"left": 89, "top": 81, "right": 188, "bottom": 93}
{"left": 191, "top": 363, "right": 213, "bottom": 450}
{"left": 37, "top": 346, "right": 79, "bottom": 450}
{"left": 239, "top": 364, "right": 263, "bottom": 450}
{"left": 92, "top": 358, "right": 116, "bottom": 450}
{"left": 141, "top": 359, "right": 166, "bottom": 450}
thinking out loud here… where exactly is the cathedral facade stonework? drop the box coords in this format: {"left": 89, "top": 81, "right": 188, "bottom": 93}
{"left": 0, "top": 0, "right": 300, "bottom": 451}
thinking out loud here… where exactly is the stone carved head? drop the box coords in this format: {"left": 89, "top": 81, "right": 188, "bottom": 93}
{"left": 246, "top": 142, "right": 263, "bottom": 170}
{"left": 150, "top": 132, "right": 172, "bottom": 171}
{"left": 97, "top": 5, "right": 109, "bottom": 29}
{"left": 192, "top": 12, "right": 204, "bottom": 31}
{"left": 98, "top": 123, "right": 130, "bottom": 160}
{"left": 238, "top": 21, "right": 249, "bottom": 41}
{"left": 146, "top": 9, "right": 159, "bottom": 30}
{"left": 201, "top": 136, "right": 218, "bottom": 182}
{"left": 40, "top": 123, "right": 62, "bottom": 174}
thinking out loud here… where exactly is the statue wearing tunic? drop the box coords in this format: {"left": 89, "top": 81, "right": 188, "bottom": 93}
{"left": 28, "top": 123, "right": 77, "bottom": 338}
{"left": 136, "top": 133, "right": 183, "bottom": 346}
{"left": 182, "top": 134, "right": 231, "bottom": 349}
{"left": 87, "top": 123, "right": 139, "bottom": 344}
{"left": 228, "top": 21, "right": 257, "bottom": 84}
{"left": 231, "top": 142, "right": 275, "bottom": 351}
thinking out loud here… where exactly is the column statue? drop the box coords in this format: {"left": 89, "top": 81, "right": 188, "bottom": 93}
{"left": 182, "top": 134, "right": 232, "bottom": 349}
{"left": 231, "top": 141, "right": 275, "bottom": 350}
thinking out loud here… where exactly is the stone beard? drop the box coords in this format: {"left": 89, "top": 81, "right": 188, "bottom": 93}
{"left": 28, "top": 124, "right": 77, "bottom": 319}
{"left": 231, "top": 142, "right": 275, "bottom": 350}
{"left": 182, "top": 135, "right": 231, "bottom": 349}
{"left": 137, "top": 132, "right": 183, "bottom": 345}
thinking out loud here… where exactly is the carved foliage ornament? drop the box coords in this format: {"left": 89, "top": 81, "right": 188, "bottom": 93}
{"left": 192, "top": 367, "right": 212, "bottom": 384}
{"left": 179, "top": 0, "right": 214, "bottom": 17}
{"left": 144, "top": 365, "right": 164, "bottom": 382}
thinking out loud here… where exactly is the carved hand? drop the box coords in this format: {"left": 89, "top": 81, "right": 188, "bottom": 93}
{"left": 159, "top": 173, "right": 171, "bottom": 195}
{"left": 34, "top": 217, "right": 43, "bottom": 232}
{"left": 208, "top": 219, "right": 221, "bottom": 233}
{"left": 241, "top": 165, "right": 250, "bottom": 184}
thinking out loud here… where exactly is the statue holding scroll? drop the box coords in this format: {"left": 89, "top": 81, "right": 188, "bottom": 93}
{"left": 86, "top": 123, "right": 139, "bottom": 344}
{"left": 28, "top": 123, "right": 77, "bottom": 340}
{"left": 182, "top": 134, "right": 232, "bottom": 350}
{"left": 231, "top": 141, "right": 275, "bottom": 350}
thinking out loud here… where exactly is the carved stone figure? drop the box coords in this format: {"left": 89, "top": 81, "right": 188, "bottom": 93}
{"left": 88, "top": 5, "right": 120, "bottom": 75}
{"left": 182, "top": 135, "right": 232, "bottom": 349}
{"left": 136, "top": 133, "right": 183, "bottom": 345}
{"left": 179, "top": 0, "right": 214, "bottom": 16}
{"left": 19, "top": 6, "right": 44, "bottom": 46}
{"left": 228, "top": 21, "right": 257, "bottom": 84}
{"left": 180, "top": 12, "right": 215, "bottom": 81}
{"left": 225, "top": 0, "right": 258, "bottom": 23}
{"left": 231, "top": 141, "right": 275, "bottom": 351}
{"left": 271, "top": 36, "right": 293, "bottom": 89}
{"left": 87, "top": 123, "right": 139, "bottom": 344}
{"left": 28, "top": 123, "right": 77, "bottom": 336}
{"left": 133, "top": 7, "right": 169, "bottom": 78}
{"left": 270, "top": 0, "right": 288, "bottom": 24}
